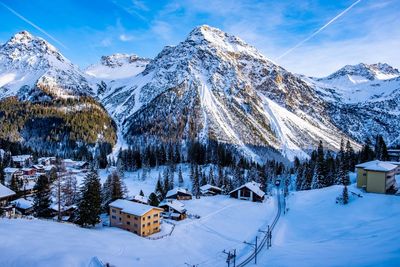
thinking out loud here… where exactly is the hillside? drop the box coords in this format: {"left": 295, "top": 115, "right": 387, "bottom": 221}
{"left": 264, "top": 184, "right": 400, "bottom": 266}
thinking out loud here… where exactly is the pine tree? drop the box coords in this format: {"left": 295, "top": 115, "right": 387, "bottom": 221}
{"left": 375, "top": 135, "right": 389, "bottom": 161}
{"left": 312, "top": 140, "right": 326, "bottom": 189}
{"left": 360, "top": 138, "right": 375, "bottom": 162}
{"left": 217, "top": 165, "right": 224, "bottom": 188}
{"left": 10, "top": 175, "right": 20, "bottom": 194}
{"left": 208, "top": 166, "right": 215, "bottom": 185}
{"left": 343, "top": 185, "right": 349, "bottom": 205}
{"left": 168, "top": 167, "right": 174, "bottom": 190}
{"left": 200, "top": 169, "right": 207, "bottom": 186}
{"left": 77, "top": 171, "right": 102, "bottom": 227}
{"left": 178, "top": 166, "right": 184, "bottom": 186}
{"left": 102, "top": 171, "right": 125, "bottom": 212}
{"left": 155, "top": 173, "right": 164, "bottom": 199}
{"left": 163, "top": 168, "right": 170, "bottom": 194}
{"left": 33, "top": 175, "right": 52, "bottom": 218}
{"left": 192, "top": 165, "right": 200, "bottom": 197}
{"left": 148, "top": 192, "right": 160, "bottom": 207}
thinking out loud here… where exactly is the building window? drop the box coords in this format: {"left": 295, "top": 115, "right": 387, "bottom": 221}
{"left": 142, "top": 232, "right": 145, "bottom": 235}
{"left": 119, "top": 217, "right": 122, "bottom": 221}
{"left": 127, "top": 215, "right": 131, "bottom": 218}
{"left": 134, "top": 223, "right": 138, "bottom": 227}
{"left": 154, "top": 220, "right": 158, "bottom": 224}
{"left": 127, "top": 221, "right": 130, "bottom": 225}
{"left": 142, "top": 224, "right": 145, "bottom": 227}
{"left": 134, "top": 216, "right": 138, "bottom": 220}
{"left": 134, "top": 230, "right": 138, "bottom": 234}
{"left": 111, "top": 215, "right": 116, "bottom": 219}
{"left": 147, "top": 215, "right": 151, "bottom": 219}
{"left": 147, "top": 222, "right": 151, "bottom": 226}
{"left": 142, "top": 217, "right": 145, "bottom": 221}
{"left": 112, "top": 209, "right": 116, "bottom": 213}
{"left": 154, "top": 227, "right": 158, "bottom": 231}
{"left": 154, "top": 214, "right": 158, "bottom": 217}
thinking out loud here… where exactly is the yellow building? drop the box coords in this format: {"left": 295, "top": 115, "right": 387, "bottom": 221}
{"left": 109, "top": 199, "right": 164, "bottom": 237}
{"left": 356, "top": 160, "right": 399, "bottom": 194}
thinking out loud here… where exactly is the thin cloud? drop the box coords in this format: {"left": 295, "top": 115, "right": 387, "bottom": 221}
{"left": 277, "top": 0, "right": 362, "bottom": 60}
{"left": 109, "top": 0, "right": 148, "bottom": 22}
{"left": 0, "top": 1, "right": 68, "bottom": 49}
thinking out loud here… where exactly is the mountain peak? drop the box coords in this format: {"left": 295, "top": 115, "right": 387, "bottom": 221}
{"left": 9, "top": 30, "right": 34, "bottom": 43}
{"left": 187, "top": 25, "right": 245, "bottom": 46}
{"left": 324, "top": 62, "right": 400, "bottom": 81}
{"left": 2, "top": 30, "right": 60, "bottom": 58}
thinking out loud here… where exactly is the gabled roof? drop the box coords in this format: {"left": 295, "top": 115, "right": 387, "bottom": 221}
{"left": 11, "top": 155, "right": 32, "bottom": 162}
{"left": 166, "top": 187, "right": 192, "bottom": 198}
{"left": 229, "top": 181, "right": 265, "bottom": 198}
{"left": 159, "top": 199, "right": 186, "bottom": 214}
{"left": 0, "top": 183, "right": 16, "bottom": 198}
{"left": 12, "top": 198, "right": 34, "bottom": 209}
{"left": 200, "top": 184, "right": 222, "bottom": 193}
{"left": 356, "top": 160, "right": 398, "bottom": 172}
{"left": 109, "top": 199, "right": 162, "bottom": 216}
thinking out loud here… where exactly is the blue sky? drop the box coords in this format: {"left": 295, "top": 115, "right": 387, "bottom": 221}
{"left": 0, "top": 0, "right": 399, "bottom": 76}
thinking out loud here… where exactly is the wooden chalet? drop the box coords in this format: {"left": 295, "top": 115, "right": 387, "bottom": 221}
{"left": 166, "top": 187, "right": 192, "bottom": 200}
{"left": 159, "top": 199, "right": 187, "bottom": 221}
{"left": 200, "top": 184, "right": 223, "bottom": 196}
{"left": 229, "top": 181, "right": 265, "bottom": 202}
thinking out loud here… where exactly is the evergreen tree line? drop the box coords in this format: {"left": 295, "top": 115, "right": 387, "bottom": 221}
{"left": 295, "top": 135, "right": 390, "bottom": 191}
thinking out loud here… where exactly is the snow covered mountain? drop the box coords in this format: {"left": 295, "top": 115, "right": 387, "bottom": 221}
{"left": 0, "top": 31, "right": 93, "bottom": 100}
{"left": 99, "top": 25, "right": 356, "bottom": 160}
{"left": 307, "top": 63, "right": 400, "bottom": 146}
{"left": 0, "top": 31, "right": 116, "bottom": 155}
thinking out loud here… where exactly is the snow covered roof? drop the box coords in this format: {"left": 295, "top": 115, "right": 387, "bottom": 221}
{"left": 109, "top": 199, "right": 162, "bottom": 216}
{"left": 159, "top": 199, "right": 186, "bottom": 214}
{"left": 32, "top": 164, "right": 44, "bottom": 169}
{"left": 166, "top": 187, "right": 192, "bottom": 198}
{"left": 132, "top": 195, "right": 149, "bottom": 204}
{"left": 12, "top": 198, "right": 34, "bottom": 209}
{"left": 0, "top": 183, "right": 16, "bottom": 198}
{"left": 4, "top": 167, "right": 20, "bottom": 174}
{"left": 44, "top": 165, "right": 56, "bottom": 171}
{"left": 11, "top": 155, "right": 32, "bottom": 162}
{"left": 229, "top": 181, "right": 265, "bottom": 198}
{"left": 200, "top": 184, "right": 222, "bottom": 192}
{"left": 356, "top": 160, "right": 398, "bottom": 172}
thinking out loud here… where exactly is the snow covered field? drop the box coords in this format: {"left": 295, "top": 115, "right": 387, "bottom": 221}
{"left": 0, "top": 192, "right": 276, "bottom": 267}
{"left": 260, "top": 184, "right": 400, "bottom": 267}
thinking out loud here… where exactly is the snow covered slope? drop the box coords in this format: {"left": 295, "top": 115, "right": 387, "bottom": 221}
{"left": 0, "top": 195, "right": 276, "bottom": 267}
{"left": 101, "top": 25, "right": 356, "bottom": 160}
{"left": 86, "top": 53, "right": 150, "bottom": 80}
{"left": 264, "top": 184, "right": 400, "bottom": 266}
{"left": 307, "top": 63, "right": 400, "bottom": 146}
{"left": 0, "top": 31, "right": 93, "bottom": 100}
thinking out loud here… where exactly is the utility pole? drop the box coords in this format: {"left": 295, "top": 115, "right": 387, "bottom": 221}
{"left": 244, "top": 236, "right": 258, "bottom": 264}
{"left": 223, "top": 249, "right": 236, "bottom": 267}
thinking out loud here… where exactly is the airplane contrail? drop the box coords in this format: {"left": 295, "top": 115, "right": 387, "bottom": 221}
{"left": 0, "top": 1, "right": 68, "bottom": 49}
{"left": 277, "top": 0, "right": 362, "bottom": 60}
